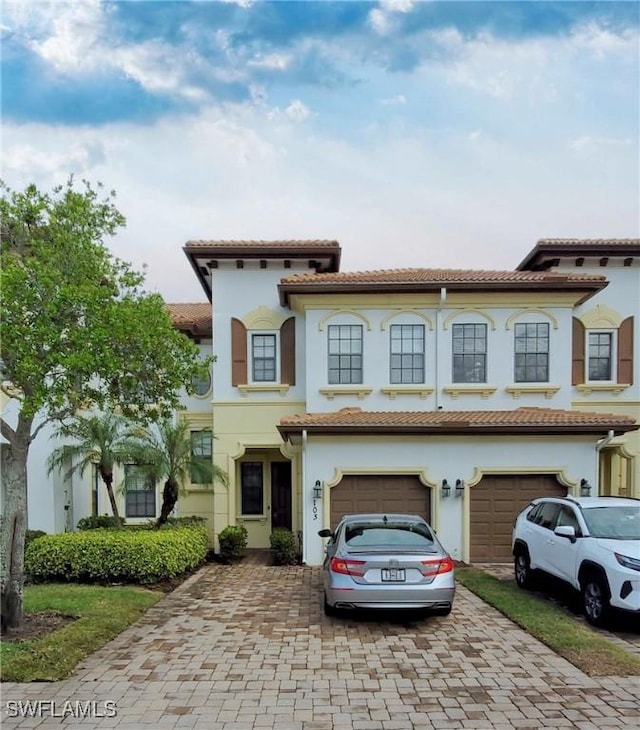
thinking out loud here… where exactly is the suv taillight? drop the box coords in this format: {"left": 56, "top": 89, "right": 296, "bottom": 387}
{"left": 329, "top": 557, "right": 366, "bottom": 576}
{"left": 421, "top": 556, "right": 454, "bottom": 576}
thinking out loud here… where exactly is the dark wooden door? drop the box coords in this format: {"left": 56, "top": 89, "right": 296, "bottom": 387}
{"left": 271, "top": 462, "right": 292, "bottom": 530}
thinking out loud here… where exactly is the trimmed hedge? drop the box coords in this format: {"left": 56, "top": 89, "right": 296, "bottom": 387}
{"left": 270, "top": 528, "right": 298, "bottom": 565}
{"left": 218, "top": 525, "right": 248, "bottom": 563}
{"left": 77, "top": 514, "right": 123, "bottom": 530}
{"left": 25, "top": 530, "right": 47, "bottom": 550}
{"left": 25, "top": 526, "right": 208, "bottom": 584}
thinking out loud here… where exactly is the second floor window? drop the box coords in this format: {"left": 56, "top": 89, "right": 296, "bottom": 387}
{"left": 588, "top": 332, "right": 613, "bottom": 381}
{"left": 390, "top": 324, "right": 425, "bottom": 384}
{"left": 452, "top": 323, "right": 487, "bottom": 383}
{"left": 252, "top": 334, "right": 276, "bottom": 382}
{"left": 328, "top": 324, "right": 363, "bottom": 384}
{"left": 514, "top": 322, "right": 549, "bottom": 382}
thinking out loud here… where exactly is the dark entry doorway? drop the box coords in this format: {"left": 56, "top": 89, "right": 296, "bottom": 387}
{"left": 271, "top": 461, "right": 292, "bottom": 530}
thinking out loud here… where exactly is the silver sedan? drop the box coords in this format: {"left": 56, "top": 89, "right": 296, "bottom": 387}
{"left": 319, "top": 513, "right": 455, "bottom": 616}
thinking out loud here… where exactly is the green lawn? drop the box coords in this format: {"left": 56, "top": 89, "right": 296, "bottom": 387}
{"left": 1, "top": 584, "right": 162, "bottom": 682}
{"left": 456, "top": 567, "right": 640, "bottom": 677}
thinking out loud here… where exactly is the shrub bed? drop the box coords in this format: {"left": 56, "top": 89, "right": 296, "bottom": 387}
{"left": 270, "top": 528, "right": 298, "bottom": 565}
{"left": 217, "top": 525, "right": 248, "bottom": 563}
{"left": 25, "top": 526, "right": 208, "bottom": 584}
{"left": 25, "top": 530, "right": 47, "bottom": 550}
{"left": 77, "top": 514, "right": 123, "bottom": 530}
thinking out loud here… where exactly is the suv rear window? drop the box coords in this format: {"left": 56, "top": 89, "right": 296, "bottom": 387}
{"left": 345, "top": 523, "right": 434, "bottom": 550}
{"left": 528, "top": 502, "right": 561, "bottom": 530}
{"left": 582, "top": 505, "right": 640, "bottom": 539}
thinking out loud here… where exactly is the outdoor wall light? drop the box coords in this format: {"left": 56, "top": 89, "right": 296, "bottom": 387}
{"left": 580, "top": 478, "right": 592, "bottom": 497}
{"left": 441, "top": 479, "right": 451, "bottom": 498}
{"left": 455, "top": 479, "right": 465, "bottom": 498}
{"left": 313, "top": 480, "right": 323, "bottom": 500}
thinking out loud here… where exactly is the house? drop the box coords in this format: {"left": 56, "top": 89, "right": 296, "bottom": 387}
{"left": 12, "top": 238, "right": 639, "bottom": 565}
{"left": 177, "top": 238, "right": 638, "bottom": 565}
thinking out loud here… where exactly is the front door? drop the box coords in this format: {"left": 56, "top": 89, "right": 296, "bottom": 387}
{"left": 271, "top": 461, "right": 292, "bottom": 530}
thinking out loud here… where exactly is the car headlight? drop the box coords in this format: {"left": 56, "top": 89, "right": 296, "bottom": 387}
{"left": 615, "top": 553, "right": 640, "bottom": 572}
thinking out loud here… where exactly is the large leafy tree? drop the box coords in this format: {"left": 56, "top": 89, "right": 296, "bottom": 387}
{"left": 0, "top": 179, "right": 206, "bottom": 628}
{"left": 46, "top": 413, "right": 134, "bottom": 526}
{"left": 127, "top": 419, "right": 228, "bottom": 528}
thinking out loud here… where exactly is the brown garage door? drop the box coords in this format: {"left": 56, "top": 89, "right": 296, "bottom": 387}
{"left": 470, "top": 474, "right": 566, "bottom": 562}
{"left": 330, "top": 475, "right": 431, "bottom": 528}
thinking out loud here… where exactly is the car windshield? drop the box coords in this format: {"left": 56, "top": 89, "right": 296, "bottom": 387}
{"left": 344, "top": 522, "right": 435, "bottom": 552}
{"left": 582, "top": 505, "right": 640, "bottom": 540}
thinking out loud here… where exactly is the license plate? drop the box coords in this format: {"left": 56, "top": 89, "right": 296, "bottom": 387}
{"left": 381, "top": 568, "right": 405, "bottom": 582}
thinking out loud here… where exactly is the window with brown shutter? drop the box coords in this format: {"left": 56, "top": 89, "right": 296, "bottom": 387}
{"left": 231, "top": 318, "right": 247, "bottom": 386}
{"left": 572, "top": 317, "right": 585, "bottom": 385}
{"left": 280, "top": 317, "right": 296, "bottom": 385}
{"left": 617, "top": 316, "right": 634, "bottom": 385}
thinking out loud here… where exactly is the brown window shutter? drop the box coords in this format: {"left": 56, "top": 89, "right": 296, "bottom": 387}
{"left": 280, "top": 317, "right": 296, "bottom": 385}
{"left": 572, "top": 317, "right": 585, "bottom": 385}
{"left": 231, "top": 318, "right": 247, "bottom": 386}
{"left": 618, "top": 316, "right": 634, "bottom": 384}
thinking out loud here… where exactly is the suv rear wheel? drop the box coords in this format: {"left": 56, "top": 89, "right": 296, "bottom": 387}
{"left": 514, "top": 547, "right": 533, "bottom": 589}
{"left": 582, "top": 574, "right": 610, "bottom": 627}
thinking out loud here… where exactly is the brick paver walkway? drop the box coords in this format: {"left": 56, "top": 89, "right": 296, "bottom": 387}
{"left": 2, "top": 563, "right": 639, "bottom": 729}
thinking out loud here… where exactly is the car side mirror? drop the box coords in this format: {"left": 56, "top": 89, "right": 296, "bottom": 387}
{"left": 554, "top": 525, "right": 577, "bottom": 543}
{"left": 318, "top": 529, "right": 333, "bottom": 538}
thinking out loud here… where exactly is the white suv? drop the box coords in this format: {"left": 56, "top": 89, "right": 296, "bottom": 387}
{"left": 512, "top": 496, "right": 640, "bottom": 626}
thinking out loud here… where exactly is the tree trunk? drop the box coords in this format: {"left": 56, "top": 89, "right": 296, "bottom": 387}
{"left": 156, "top": 478, "right": 178, "bottom": 528}
{"left": 99, "top": 467, "right": 122, "bottom": 527}
{"left": 0, "top": 416, "right": 32, "bottom": 630}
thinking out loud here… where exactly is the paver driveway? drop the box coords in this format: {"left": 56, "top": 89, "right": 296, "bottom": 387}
{"left": 2, "top": 563, "right": 639, "bottom": 729}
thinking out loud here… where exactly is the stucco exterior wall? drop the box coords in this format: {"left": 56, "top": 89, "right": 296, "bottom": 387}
{"left": 210, "top": 262, "right": 307, "bottom": 403}
{"left": 302, "top": 434, "right": 597, "bottom": 565}
{"left": 302, "top": 295, "right": 575, "bottom": 413}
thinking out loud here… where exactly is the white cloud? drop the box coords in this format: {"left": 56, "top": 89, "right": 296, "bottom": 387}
{"left": 23, "top": 0, "right": 108, "bottom": 74}
{"left": 432, "top": 23, "right": 635, "bottom": 103}
{"left": 220, "top": 0, "right": 254, "bottom": 7}
{"left": 380, "top": 94, "right": 407, "bottom": 106}
{"left": 368, "top": 0, "right": 414, "bottom": 36}
{"left": 569, "top": 136, "right": 633, "bottom": 155}
{"left": 247, "top": 53, "right": 292, "bottom": 71}
{"left": 284, "top": 100, "right": 312, "bottom": 123}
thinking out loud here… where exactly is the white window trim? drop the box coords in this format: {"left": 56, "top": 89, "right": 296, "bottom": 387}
{"left": 248, "top": 330, "right": 280, "bottom": 385}
{"left": 327, "top": 323, "right": 365, "bottom": 386}
{"left": 389, "top": 323, "right": 426, "bottom": 385}
{"left": 586, "top": 328, "right": 617, "bottom": 384}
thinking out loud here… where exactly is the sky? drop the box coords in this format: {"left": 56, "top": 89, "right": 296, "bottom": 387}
{"left": 2, "top": 0, "right": 639, "bottom": 302}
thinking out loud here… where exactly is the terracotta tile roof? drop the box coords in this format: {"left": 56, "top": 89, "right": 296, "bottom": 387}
{"left": 536, "top": 239, "right": 640, "bottom": 248}
{"left": 280, "top": 267, "right": 604, "bottom": 285}
{"left": 184, "top": 239, "right": 341, "bottom": 251}
{"left": 518, "top": 239, "right": 640, "bottom": 270}
{"left": 166, "top": 303, "right": 212, "bottom": 337}
{"left": 278, "top": 267, "right": 607, "bottom": 306}
{"left": 278, "top": 407, "right": 637, "bottom": 438}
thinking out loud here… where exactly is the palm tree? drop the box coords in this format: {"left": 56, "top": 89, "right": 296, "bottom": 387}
{"left": 47, "top": 413, "right": 132, "bottom": 527}
{"left": 127, "top": 418, "right": 228, "bottom": 527}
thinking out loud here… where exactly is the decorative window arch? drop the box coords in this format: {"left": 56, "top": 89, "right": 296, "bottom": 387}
{"left": 380, "top": 310, "right": 434, "bottom": 331}
{"left": 505, "top": 308, "right": 559, "bottom": 331}
{"left": 443, "top": 309, "right": 497, "bottom": 331}
{"left": 318, "top": 309, "right": 372, "bottom": 331}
